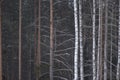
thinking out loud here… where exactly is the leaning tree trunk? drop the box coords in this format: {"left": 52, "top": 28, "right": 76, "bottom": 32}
{"left": 50, "top": 0, "right": 54, "bottom": 80}
{"left": 79, "top": 0, "right": 84, "bottom": 80}
{"left": 73, "top": 0, "right": 79, "bottom": 80}
{"left": 0, "top": 1, "right": 2, "bottom": 80}
{"left": 104, "top": 0, "right": 108, "bottom": 80}
{"left": 19, "top": 0, "right": 22, "bottom": 80}
{"left": 116, "top": 0, "right": 120, "bottom": 80}
{"left": 92, "top": 0, "right": 96, "bottom": 80}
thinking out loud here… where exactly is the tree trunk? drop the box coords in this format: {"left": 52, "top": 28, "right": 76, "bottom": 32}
{"left": 36, "top": 0, "right": 41, "bottom": 79}
{"left": 19, "top": 0, "right": 22, "bottom": 80}
{"left": 110, "top": 6, "right": 113, "bottom": 80}
{"left": 92, "top": 0, "right": 96, "bottom": 80}
{"left": 97, "top": 0, "right": 103, "bottom": 80}
{"left": 73, "top": 0, "right": 79, "bottom": 80}
{"left": 34, "top": 0, "right": 38, "bottom": 79}
{"left": 79, "top": 0, "right": 84, "bottom": 80}
{"left": 50, "top": 0, "right": 54, "bottom": 80}
{"left": 104, "top": 0, "right": 108, "bottom": 80}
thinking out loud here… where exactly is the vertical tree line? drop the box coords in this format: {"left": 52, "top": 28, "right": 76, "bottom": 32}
{"left": 104, "top": 0, "right": 108, "bottom": 80}
{"left": 78, "top": 0, "right": 84, "bottom": 80}
{"left": 73, "top": 0, "right": 79, "bottom": 80}
{"left": 50, "top": 0, "right": 54, "bottom": 80}
{"left": 97, "top": 0, "right": 103, "bottom": 80}
{"left": 79, "top": 0, "right": 84, "bottom": 80}
{"left": 92, "top": 0, "right": 96, "bottom": 80}
{"left": 18, "top": 0, "right": 22, "bottom": 80}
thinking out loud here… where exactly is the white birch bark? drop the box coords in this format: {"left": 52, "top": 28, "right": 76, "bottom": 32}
{"left": 73, "top": 0, "right": 79, "bottom": 80}
{"left": 104, "top": 0, "right": 108, "bottom": 80}
{"left": 79, "top": 0, "right": 84, "bottom": 80}
{"left": 92, "top": 0, "right": 96, "bottom": 80}
{"left": 116, "top": 0, "right": 120, "bottom": 80}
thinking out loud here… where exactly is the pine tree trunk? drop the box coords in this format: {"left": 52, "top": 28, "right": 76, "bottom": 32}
{"left": 79, "top": 0, "right": 84, "bottom": 80}
{"left": 36, "top": 0, "right": 41, "bottom": 79}
{"left": 0, "top": 1, "right": 2, "bottom": 80}
{"left": 50, "top": 0, "right": 54, "bottom": 80}
{"left": 92, "top": 0, "right": 96, "bottom": 80}
{"left": 73, "top": 0, "right": 79, "bottom": 80}
{"left": 19, "top": 0, "right": 22, "bottom": 80}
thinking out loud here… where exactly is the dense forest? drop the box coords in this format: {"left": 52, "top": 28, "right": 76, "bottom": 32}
{"left": 0, "top": 0, "right": 120, "bottom": 80}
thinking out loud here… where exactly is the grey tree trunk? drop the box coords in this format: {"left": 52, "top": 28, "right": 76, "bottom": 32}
{"left": 92, "top": 0, "right": 96, "bottom": 80}
{"left": 79, "top": 0, "right": 84, "bottom": 80}
{"left": 97, "top": 0, "right": 102, "bottom": 80}
{"left": 110, "top": 6, "right": 113, "bottom": 80}
{"left": 104, "top": 0, "right": 108, "bottom": 80}
{"left": 34, "top": 0, "right": 37, "bottom": 79}
{"left": 73, "top": 0, "right": 79, "bottom": 80}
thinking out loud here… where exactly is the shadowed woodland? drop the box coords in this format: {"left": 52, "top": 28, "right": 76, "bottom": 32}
{"left": 0, "top": 0, "right": 120, "bottom": 80}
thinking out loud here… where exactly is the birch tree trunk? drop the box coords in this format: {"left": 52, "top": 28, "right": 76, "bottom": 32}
{"left": 116, "top": 0, "right": 120, "bottom": 79}
{"left": 19, "top": 0, "right": 22, "bottom": 80}
{"left": 104, "top": 0, "right": 108, "bottom": 80}
{"left": 97, "top": 0, "right": 102, "bottom": 80}
{"left": 73, "top": 0, "right": 79, "bottom": 80}
{"left": 79, "top": 0, "right": 84, "bottom": 80}
{"left": 50, "top": 0, "right": 54, "bottom": 80}
{"left": 0, "top": 1, "right": 2, "bottom": 80}
{"left": 92, "top": 0, "right": 96, "bottom": 80}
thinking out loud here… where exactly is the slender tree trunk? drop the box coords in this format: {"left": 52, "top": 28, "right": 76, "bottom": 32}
{"left": 36, "top": 0, "right": 41, "bottom": 79}
{"left": 110, "top": 6, "right": 113, "bottom": 80}
{"left": 73, "top": 0, "right": 79, "bottom": 80}
{"left": 19, "top": 0, "right": 22, "bottom": 80}
{"left": 79, "top": 0, "right": 84, "bottom": 80}
{"left": 34, "top": 0, "right": 41, "bottom": 79}
{"left": 92, "top": 0, "right": 96, "bottom": 80}
{"left": 104, "top": 0, "right": 108, "bottom": 80}
{"left": 97, "top": 0, "right": 102, "bottom": 80}
{"left": 34, "top": 0, "right": 37, "bottom": 79}
{"left": 0, "top": 1, "right": 2, "bottom": 80}
{"left": 50, "top": 0, "right": 54, "bottom": 80}
{"left": 116, "top": 0, "right": 120, "bottom": 79}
